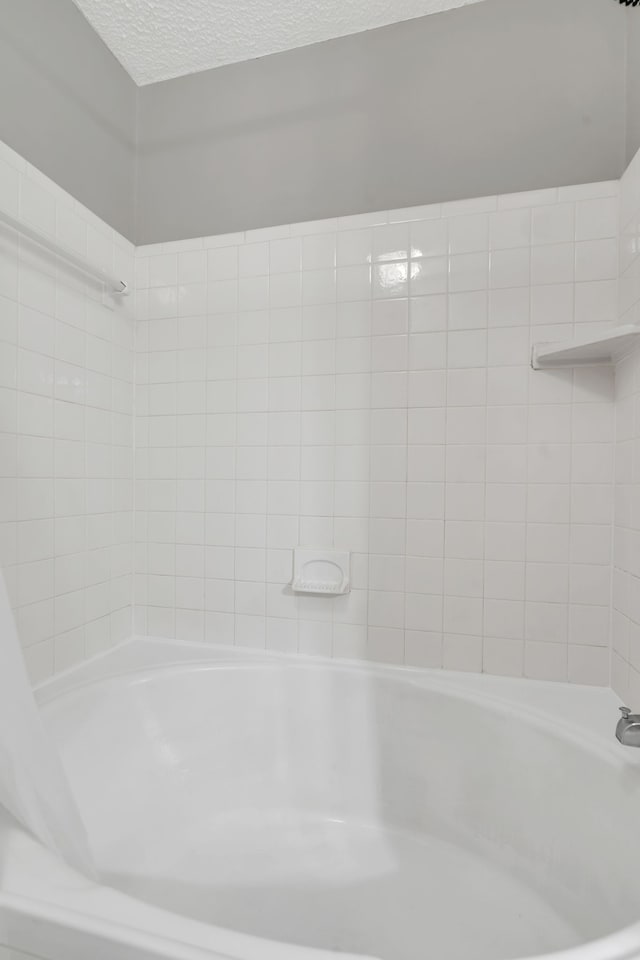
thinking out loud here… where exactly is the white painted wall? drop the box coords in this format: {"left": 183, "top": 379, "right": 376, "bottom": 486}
{"left": 0, "top": 947, "right": 41, "bottom": 959}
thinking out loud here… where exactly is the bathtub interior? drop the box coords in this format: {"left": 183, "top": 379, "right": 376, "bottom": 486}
{"left": 22, "top": 639, "right": 640, "bottom": 960}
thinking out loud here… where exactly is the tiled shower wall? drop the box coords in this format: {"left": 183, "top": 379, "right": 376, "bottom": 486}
{"left": 135, "top": 181, "right": 619, "bottom": 685}
{"left": 0, "top": 133, "right": 624, "bottom": 688}
{"left": 0, "top": 140, "right": 135, "bottom": 683}
{"left": 613, "top": 147, "right": 640, "bottom": 704}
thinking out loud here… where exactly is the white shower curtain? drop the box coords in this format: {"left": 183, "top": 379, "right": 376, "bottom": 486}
{"left": 0, "top": 573, "right": 94, "bottom": 877}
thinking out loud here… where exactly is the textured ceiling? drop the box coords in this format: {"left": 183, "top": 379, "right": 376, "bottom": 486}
{"left": 72, "top": 0, "right": 488, "bottom": 86}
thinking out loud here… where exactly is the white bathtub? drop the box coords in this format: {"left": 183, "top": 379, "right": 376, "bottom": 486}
{"left": 1, "top": 638, "right": 640, "bottom": 960}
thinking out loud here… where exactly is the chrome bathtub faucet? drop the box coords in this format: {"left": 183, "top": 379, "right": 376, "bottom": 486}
{"left": 616, "top": 707, "right": 640, "bottom": 747}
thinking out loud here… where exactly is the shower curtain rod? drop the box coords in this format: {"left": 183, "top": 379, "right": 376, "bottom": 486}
{"left": 0, "top": 206, "right": 129, "bottom": 296}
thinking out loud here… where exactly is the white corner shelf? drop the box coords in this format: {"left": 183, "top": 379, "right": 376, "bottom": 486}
{"left": 531, "top": 324, "right": 640, "bottom": 370}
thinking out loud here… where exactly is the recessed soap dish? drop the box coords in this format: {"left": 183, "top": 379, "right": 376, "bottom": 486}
{"left": 291, "top": 549, "right": 350, "bottom": 596}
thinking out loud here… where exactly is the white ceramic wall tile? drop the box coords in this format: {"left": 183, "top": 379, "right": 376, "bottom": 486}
{"left": 134, "top": 179, "right": 620, "bottom": 686}
{"left": 613, "top": 146, "right": 640, "bottom": 705}
{"left": 0, "top": 140, "right": 134, "bottom": 682}
{"left": 0, "top": 136, "right": 625, "bottom": 690}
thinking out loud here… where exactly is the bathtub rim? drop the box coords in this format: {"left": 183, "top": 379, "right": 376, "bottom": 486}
{"left": 34, "top": 637, "right": 634, "bottom": 766}
{"left": 35, "top": 658, "right": 623, "bottom": 768}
